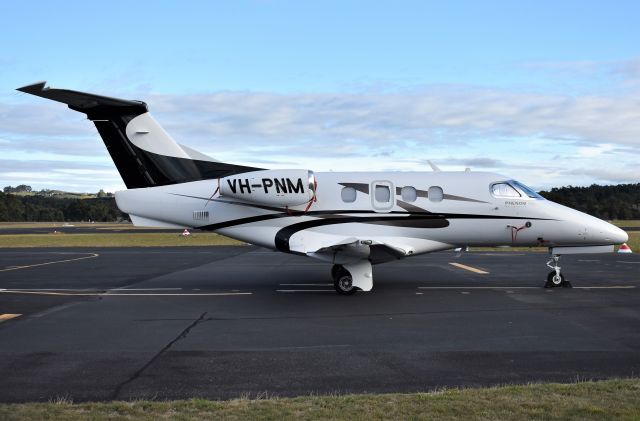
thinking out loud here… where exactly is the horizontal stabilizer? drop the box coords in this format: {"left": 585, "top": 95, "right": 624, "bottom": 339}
{"left": 18, "top": 82, "right": 147, "bottom": 112}
{"left": 17, "top": 81, "right": 146, "bottom": 114}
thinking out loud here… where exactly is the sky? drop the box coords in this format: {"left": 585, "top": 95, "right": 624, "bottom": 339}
{"left": 1, "top": 0, "right": 639, "bottom": 193}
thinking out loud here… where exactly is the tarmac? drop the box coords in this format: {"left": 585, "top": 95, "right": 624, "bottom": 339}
{"left": 0, "top": 246, "right": 639, "bottom": 402}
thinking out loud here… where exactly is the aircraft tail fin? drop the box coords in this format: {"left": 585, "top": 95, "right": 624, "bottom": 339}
{"left": 17, "top": 82, "right": 259, "bottom": 189}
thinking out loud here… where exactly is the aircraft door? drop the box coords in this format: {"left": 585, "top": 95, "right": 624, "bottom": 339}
{"left": 371, "top": 180, "right": 394, "bottom": 212}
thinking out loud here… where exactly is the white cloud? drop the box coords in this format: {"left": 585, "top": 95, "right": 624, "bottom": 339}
{"left": 2, "top": 70, "right": 640, "bottom": 191}
{"left": 148, "top": 87, "right": 640, "bottom": 150}
{"left": 576, "top": 144, "right": 615, "bottom": 158}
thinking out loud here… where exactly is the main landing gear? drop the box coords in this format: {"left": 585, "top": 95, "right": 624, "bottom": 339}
{"left": 331, "top": 260, "right": 373, "bottom": 295}
{"left": 332, "top": 264, "right": 356, "bottom": 295}
{"left": 545, "top": 255, "right": 572, "bottom": 288}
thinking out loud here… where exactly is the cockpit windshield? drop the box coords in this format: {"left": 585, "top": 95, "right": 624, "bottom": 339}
{"left": 490, "top": 180, "right": 544, "bottom": 199}
{"left": 510, "top": 180, "right": 544, "bottom": 199}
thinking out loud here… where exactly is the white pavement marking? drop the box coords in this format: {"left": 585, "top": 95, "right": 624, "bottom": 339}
{"left": 418, "top": 286, "right": 635, "bottom": 290}
{"left": 110, "top": 288, "right": 183, "bottom": 291}
{"left": 0, "top": 253, "right": 99, "bottom": 272}
{"left": 276, "top": 289, "right": 336, "bottom": 293}
{"left": 279, "top": 283, "right": 333, "bottom": 286}
{"left": 572, "top": 286, "right": 636, "bottom": 289}
{"left": 617, "top": 261, "right": 640, "bottom": 264}
{"left": 0, "top": 289, "right": 252, "bottom": 297}
{"left": 419, "top": 286, "right": 538, "bottom": 290}
{"left": 0, "top": 288, "right": 183, "bottom": 291}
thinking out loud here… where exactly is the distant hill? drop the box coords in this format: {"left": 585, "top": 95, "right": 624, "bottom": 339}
{"left": 0, "top": 185, "right": 125, "bottom": 222}
{"left": 3, "top": 184, "right": 113, "bottom": 199}
{"left": 1, "top": 183, "right": 639, "bottom": 222}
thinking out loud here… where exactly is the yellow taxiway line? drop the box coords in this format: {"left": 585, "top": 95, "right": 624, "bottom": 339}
{"left": 0, "top": 313, "right": 21, "bottom": 323}
{"left": 449, "top": 262, "right": 489, "bottom": 274}
{"left": 0, "top": 253, "right": 99, "bottom": 272}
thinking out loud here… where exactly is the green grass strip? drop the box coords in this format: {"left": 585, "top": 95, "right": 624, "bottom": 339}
{"left": 0, "top": 379, "right": 638, "bottom": 421}
{"left": 611, "top": 220, "right": 640, "bottom": 227}
{"left": 0, "top": 233, "right": 245, "bottom": 247}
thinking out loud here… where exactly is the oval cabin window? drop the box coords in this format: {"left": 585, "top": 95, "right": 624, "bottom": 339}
{"left": 401, "top": 186, "right": 417, "bottom": 202}
{"left": 341, "top": 186, "right": 357, "bottom": 203}
{"left": 428, "top": 186, "right": 443, "bottom": 202}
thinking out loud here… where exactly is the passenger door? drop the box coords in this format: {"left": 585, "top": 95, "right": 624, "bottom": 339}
{"left": 371, "top": 180, "right": 394, "bottom": 212}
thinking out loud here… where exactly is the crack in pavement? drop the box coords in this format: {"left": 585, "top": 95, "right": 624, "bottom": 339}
{"left": 110, "top": 311, "right": 207, "bottom": 400}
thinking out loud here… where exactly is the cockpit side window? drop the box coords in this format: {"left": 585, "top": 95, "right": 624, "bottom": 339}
{"left": 491, "top": 183, "right": 521, "bottom": 198}
{"left": 511, "top": 180, "right": 544, "bottom": 199}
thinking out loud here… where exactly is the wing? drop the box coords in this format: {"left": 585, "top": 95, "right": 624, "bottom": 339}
{"left": 288, "top": 231, "right": 453, "bottom": 264}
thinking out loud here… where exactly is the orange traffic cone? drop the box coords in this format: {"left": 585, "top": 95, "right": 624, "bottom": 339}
{"left": 618, "top": 243, "right": 632, "bottom": 253}
{"left": 182, "top": 229, "right": 191, "bottom": 237}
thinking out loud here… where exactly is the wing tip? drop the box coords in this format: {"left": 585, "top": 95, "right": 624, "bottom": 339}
{"left": 17, "top": 81, "right": 48, "bottom": 94}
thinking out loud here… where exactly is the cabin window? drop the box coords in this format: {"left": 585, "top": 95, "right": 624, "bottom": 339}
{"left": 375, "top": 185, "right": 391, "bottom": 202}
{"left": 341, "top": 186, "right": 357, "bottom": 203}
{"left": 401, "top": 186, "right": 417, "bottom": 202}
{"left": 491, "top": 183, "right": 521, "bottom": 198}
{"left": 428, "top": 186, "right": 444, "bottom": 202}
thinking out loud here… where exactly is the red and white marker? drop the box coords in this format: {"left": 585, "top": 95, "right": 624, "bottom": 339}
{"left": 182, "top": 229, "right": 191, "bottom": 237}
{"left": 618, "top": 243, "right": 632, "bottom": 253}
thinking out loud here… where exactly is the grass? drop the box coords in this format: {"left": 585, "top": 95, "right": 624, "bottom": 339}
{"left": 0, "top": 379, "right": 638, "bottom": 421}
{"left": 0, "top": 232, "right": 245, "bottom": 247}
{"left": 625, "top": 231, "right": 640, "bottom": 251}
{"left": 611, "top": 220, "right": 640, "bottom": 227}
{"left": 0, "top": 222, "right": 130, "bottom": 229}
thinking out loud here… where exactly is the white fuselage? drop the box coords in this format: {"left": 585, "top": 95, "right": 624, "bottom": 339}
{"left": 115, "top": 170, "right": 628, "bottom": 259}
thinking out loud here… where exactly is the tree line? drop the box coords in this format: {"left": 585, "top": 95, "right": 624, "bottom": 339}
{"left": 538, "top": 183, "right": 639, "bottom": 220}
{"left": 0, "top": 183, "right": 638, "bottom": 222}
{"left": 0, "top": 192, "right": 126, "bottom": 222}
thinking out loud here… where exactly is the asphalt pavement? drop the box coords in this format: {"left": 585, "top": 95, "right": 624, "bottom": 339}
{"left": 0, "top": 246, "right": 639, "bottom": 402}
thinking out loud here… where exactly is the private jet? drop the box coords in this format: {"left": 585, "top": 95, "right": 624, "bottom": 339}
{"left": 18, "top": 82, "right": 629, "bottom": 294}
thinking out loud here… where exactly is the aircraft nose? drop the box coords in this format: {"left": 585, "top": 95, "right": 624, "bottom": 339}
{"left": 609, "top": 225, "right": 629, "bottom": 244}
{"left": 592, "top": 220, "right": 628, "bottom": 244}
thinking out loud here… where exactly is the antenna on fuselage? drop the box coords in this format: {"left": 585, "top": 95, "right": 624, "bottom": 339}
{"left": 427, "top": 160, "right": 441, "bottom": 172}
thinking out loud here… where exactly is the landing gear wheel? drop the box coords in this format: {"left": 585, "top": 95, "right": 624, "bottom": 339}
{"left": 331, "top": 264, "right": 341, "bottom": 279}
{"left": 544, "top": 254, "right": 572, "bottom": 288}
{"left": 332, "top": 265, "right": 357, "bottom": 295}
{"left": 546, "top": 270, "right": 565, "bottom": 288}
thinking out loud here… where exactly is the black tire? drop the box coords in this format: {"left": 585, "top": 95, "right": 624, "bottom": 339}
{"left": 331, "top": 264, "right": 341, "bottom": 280}
{"left": 333, "top": 267, "right": 357, "bottom": 295}
{"left": 547, "top": 270, "right": 565, "bottom": 287}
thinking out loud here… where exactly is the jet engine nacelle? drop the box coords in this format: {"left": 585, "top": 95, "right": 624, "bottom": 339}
{"left": 220, "top": 169, "right": 316, "bottom": 207}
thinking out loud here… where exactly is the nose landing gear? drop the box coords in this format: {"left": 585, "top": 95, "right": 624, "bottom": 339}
{"left": 545, "top": 255, "right": 572, "bottom": 288}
